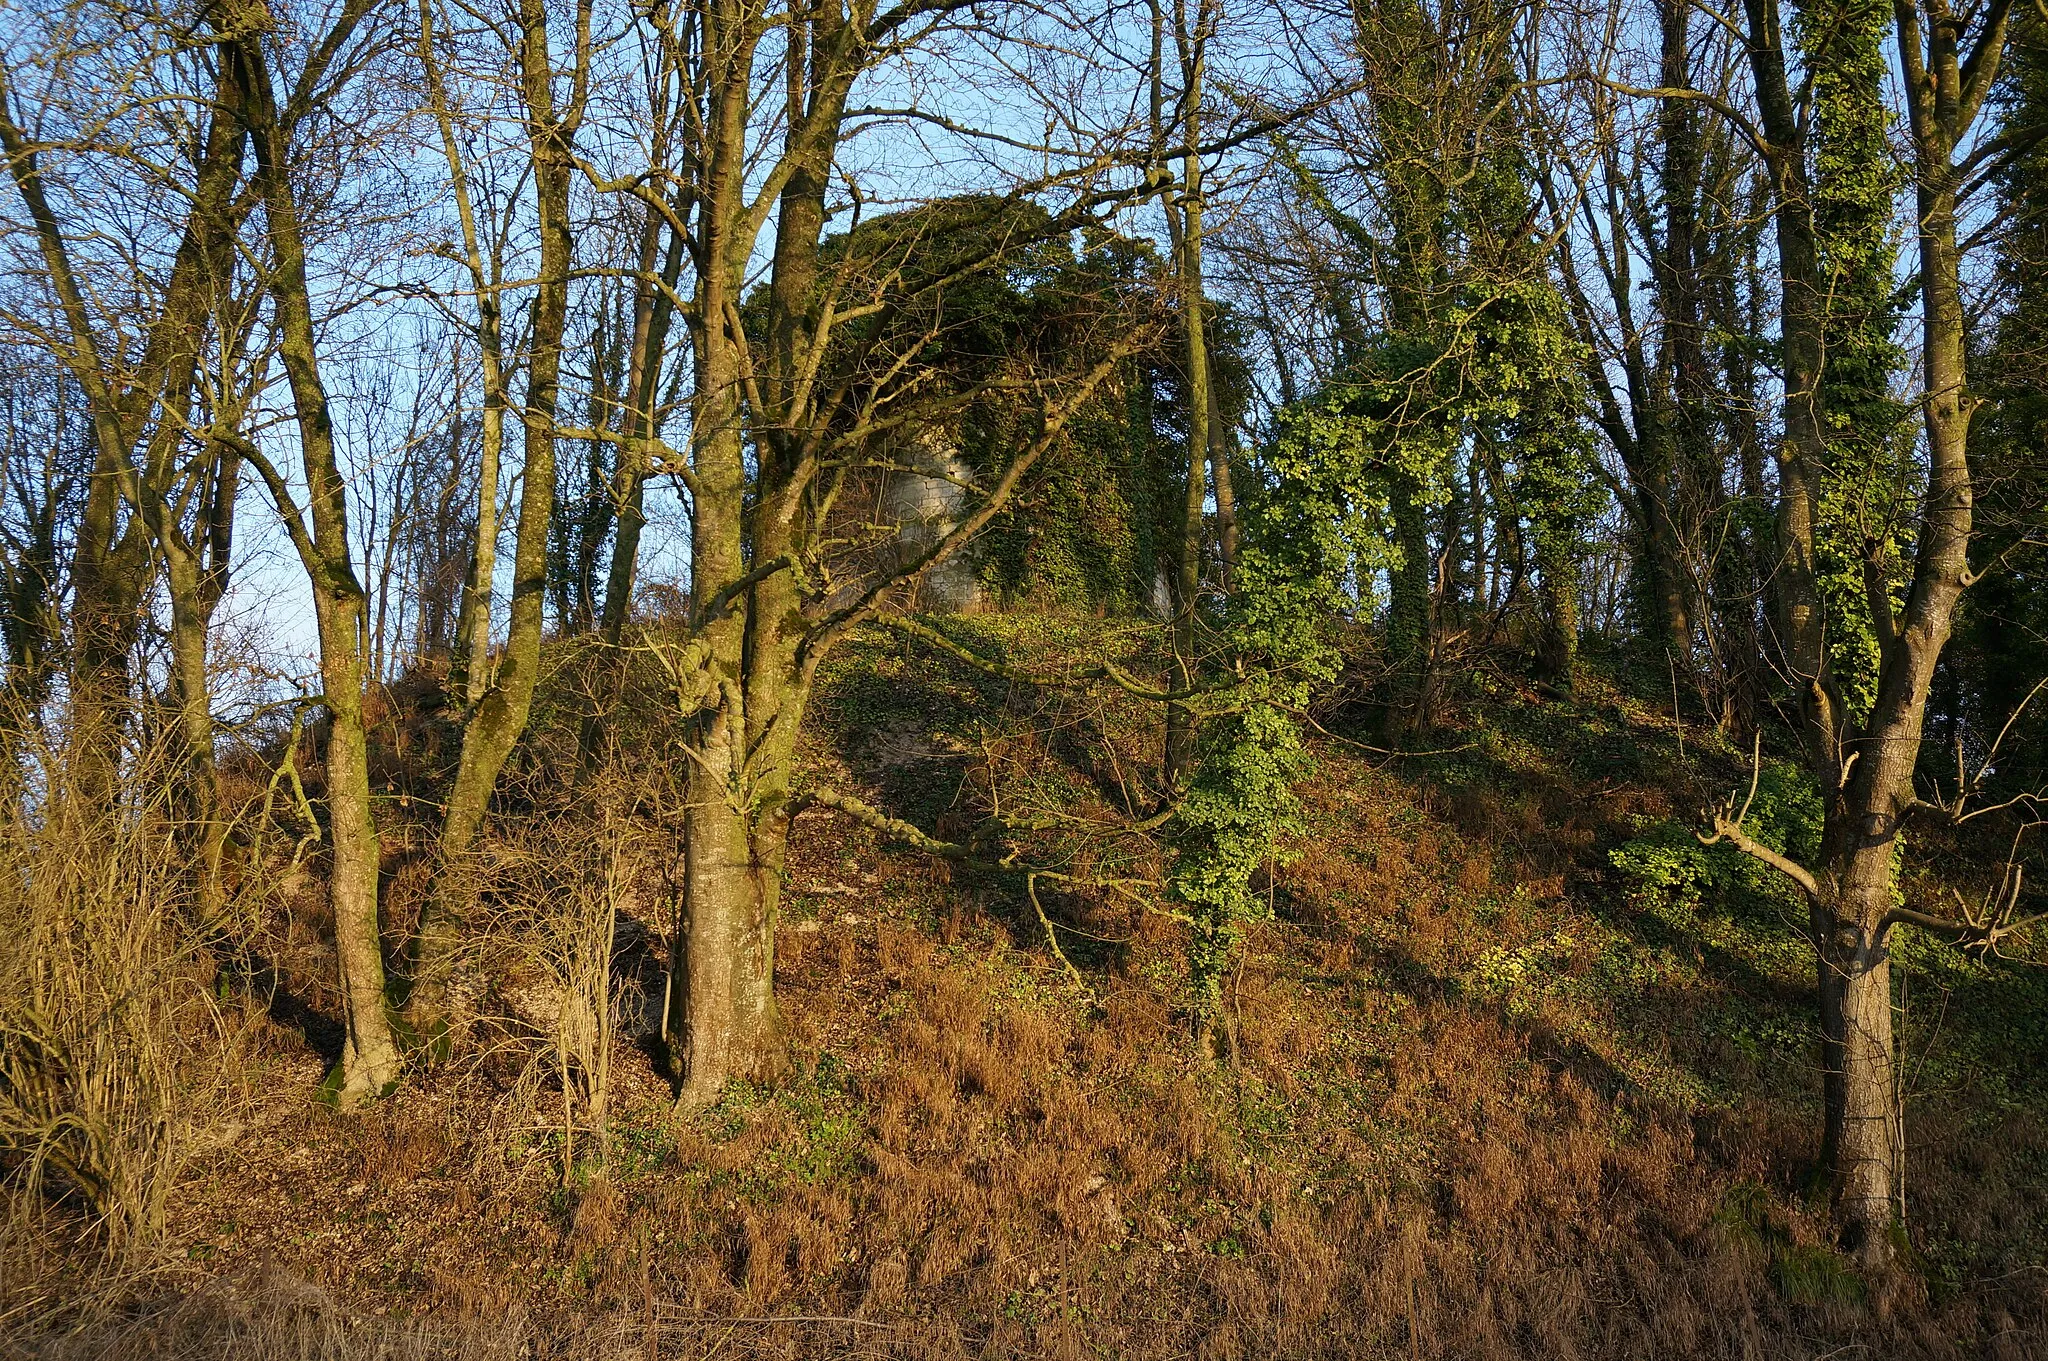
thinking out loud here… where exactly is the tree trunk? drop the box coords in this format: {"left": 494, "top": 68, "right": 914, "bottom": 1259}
{"left": 582, "top": 206, "right": 683, "bottom": 765}
{"left": 163, "top": 541, "right": 229, "bottom": 928}
{"left": 322, "top": 639, "right": 401, "bottom": 1104}
{"left": 1206, "top": 377, "right": 1237, "bottom": 590}
{"left": 411, "top": 0, "right": 579, "bottom": 1038}
{"left": 670, "top": 698, "right": 789, "bottom": 1106}
{"left": 1162, "top": 0, "right": 1211, "bottom": 791}
{"left": 420, "top": 0, "right": 510, "bottom": 709}
{"left": 666, "top": 43, "right": 766, "bottom": 1084}
{"left": 1385, "top": 477, "right": 1433, "bottom": 737}
{"left": 242, "top": 21, "right": 400, "bottom": 1104}
{"left": 1820, "top": 859, "right": 1900, "bottom": 1265}
{"left": 663, "top": 530, "right": 795, "bottom": 1105}
{"left": 449, "top": 387, "right": 502, "bottom": 704}
{"left": 1532, "top": 533, "right": 1579, "bottom": 688}
{"left": 674, "top": 600, "right": 803, "bottom": 1104}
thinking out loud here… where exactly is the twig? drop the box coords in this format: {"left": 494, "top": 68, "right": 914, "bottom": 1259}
{"left": 1668, "top": 649, "right": 1685, "bottom": 763}
{"left": 647, "top": 1311, "right": 892, "bottom": 1329}
{"left": 1028, "top": 873, "right": 1093, "bottom": 995}
{"left": 807, "top": 787, "right": 979, "bottom": 863}
{"left": 1287, "top": 703, "right": 1473, "bottom": 759}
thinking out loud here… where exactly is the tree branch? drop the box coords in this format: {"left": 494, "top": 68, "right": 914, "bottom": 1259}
{"left": 1698, "top": 732, "right": 1825, "bottom": 901}
{"left": 806, "top": 787, "right": 982, "bottom": 863}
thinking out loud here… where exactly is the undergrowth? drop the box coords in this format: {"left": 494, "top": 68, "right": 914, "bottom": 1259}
{"left": 5, "top": 624, "right": 2046, "bottom": 1360}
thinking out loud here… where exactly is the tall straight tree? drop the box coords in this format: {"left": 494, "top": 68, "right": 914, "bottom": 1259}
{"left": 416, "top": 0, "right": 513, "bottom": 709}
{"left": 1156, "top": 0, "right": 1220, "bottom": 787}
{"left": 233, "top": 0, "right": 405, "bottom": 1105}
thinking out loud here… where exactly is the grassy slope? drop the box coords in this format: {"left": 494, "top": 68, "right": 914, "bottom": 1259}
{"left": 12, "top": 616, "right": 2048, "bottom": 1360}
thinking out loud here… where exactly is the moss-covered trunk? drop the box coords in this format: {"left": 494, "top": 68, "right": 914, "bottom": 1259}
{"left": 1385, "top": 476, "right": 1435, "bottom": 737}
{"left": 410, "top": 0, "right": 580, "bottom": 1036}
{"left": 242, "top": 16, "right": 399, "bottom": 1104}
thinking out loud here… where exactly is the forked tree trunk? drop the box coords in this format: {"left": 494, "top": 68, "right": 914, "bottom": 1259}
{"left": 652, "top": 0, "right": 1156, "bottom": 1105}
{"left": 1713, "top": 0, "right": 2000, "bottom": 1271}
{"left": 410, "top": 0, "right": 581, "bottom": 1038}
{"left": 665, "top": 103, "right": 783, "bottom": 1087}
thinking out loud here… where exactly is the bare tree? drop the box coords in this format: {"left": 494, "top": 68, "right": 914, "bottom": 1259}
{"left": 409, "top": 0, "right": 591, "bottom": 1039}
{"left": 231, "top": 0, "right": 406, "bottom": 1106}
{"left": 0, "top": 2, "right": 264, "bottom": 916}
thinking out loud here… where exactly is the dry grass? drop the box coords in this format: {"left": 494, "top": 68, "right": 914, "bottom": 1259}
{"left": 6, "top": 643, "right": 2047, "bottom": 1360}
{"left": 470, "top": 790, "right": 649, "bottom": 1183}
{"left": 0, "top": 731, "right": 255, "bottom": 1255}
{"left": 9, "top": 1270, "right": 526, "bottom": 1361}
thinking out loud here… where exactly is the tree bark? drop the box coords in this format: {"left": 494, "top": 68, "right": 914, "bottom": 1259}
{"left": 1532, "top": 533, "right": 1578, "bottom": 687}
{"left": 240, "top": 3, "right": 400, "bottom": 1104}
{"left": 1819, "top": 856, "right": 1901, "bottom": 1264}
{"left": 1385, "top": 477, "right": 1434, "bottom": 737}
{"left": 411, "top": 0, "right": 583, "bottom": 1037}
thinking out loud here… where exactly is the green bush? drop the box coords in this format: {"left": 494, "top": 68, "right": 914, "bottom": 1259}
{"left": 1609, "top": 760, "right": 1822, "bottom": 912}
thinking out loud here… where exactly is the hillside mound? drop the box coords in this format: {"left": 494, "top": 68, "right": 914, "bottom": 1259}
{"left": 10, "top": 619, "right": 2046, "bottom": 1360}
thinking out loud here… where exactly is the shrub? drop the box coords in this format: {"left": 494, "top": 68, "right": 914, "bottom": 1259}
{"left": 1609, "top": 759, "right": 1822, "bottom": 912}
{"left": 0, "top": 734, "right": 245, "bottom": 1250}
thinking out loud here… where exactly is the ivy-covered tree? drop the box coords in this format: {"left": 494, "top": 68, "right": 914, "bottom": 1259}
{"left": 1700, "top": 0, "right": 2026, "bottom": 1266}
{"left": 1801, "top": 0, "right": 1912, "bottom": 722}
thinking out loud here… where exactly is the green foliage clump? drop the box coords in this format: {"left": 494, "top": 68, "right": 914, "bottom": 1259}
{"left": 1258, "top": 343, "right": 1463, "bottom": 626}
{"left": 975, "top": 384, "right": 1153, "bottom": 611}
{"left": 704, "top": 1063, "right": 866, "bottom": 1198}
{"left": 1468, "top": 927, "right": 1579, "bottom": 1019}
{"left": 1716, "top": 1181, "right": 1867, "bottom": 1305}
{"left": 1609, "top": 761, "right": 1822, "bottom": 911}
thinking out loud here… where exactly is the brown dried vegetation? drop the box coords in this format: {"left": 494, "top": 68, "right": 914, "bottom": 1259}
{"left": 4, "top": 644, "right": 2045, "bottom": 1360}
